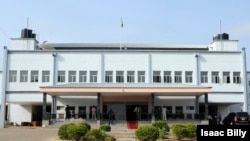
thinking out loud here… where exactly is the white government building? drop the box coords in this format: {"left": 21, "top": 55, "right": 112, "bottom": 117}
{"left": 0, "top": 28, "right": 249, "bottom": 128}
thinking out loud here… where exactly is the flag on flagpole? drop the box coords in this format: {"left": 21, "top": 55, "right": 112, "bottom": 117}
{"left": 121, "top": 17, "right": 123, "bottom": 28}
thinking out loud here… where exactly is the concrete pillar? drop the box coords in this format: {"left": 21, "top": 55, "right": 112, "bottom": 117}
{"left": 204, "top": 93, "right": 208, "bottom": 120}
{"left": 195, "top": 96, "right": 200, "bottom": 119}
{"left": 42, "top": 93, "right": 47, "bottom": 120}
{"left": 0, "top": 46, "right": 8, "bottom": 128}
{"left": 151, "top": 93, "right": 155, "bottom": 123}
{"left": 97, "top": 93, "right": 100, "bottom": 124}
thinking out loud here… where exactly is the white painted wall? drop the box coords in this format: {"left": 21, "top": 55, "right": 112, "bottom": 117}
{"left": 7, "top": 53, "right": 54, "bottom": 91}
{"left": 8, "top": 104, "right": 32, "bottom": 125}
{"left": 0, "top": 72, "right": 2, "bottom": 104}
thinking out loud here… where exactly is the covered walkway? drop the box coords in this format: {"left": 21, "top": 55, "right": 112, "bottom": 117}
{"left": 40, "top": 83, "right": 212, "bottom": 126}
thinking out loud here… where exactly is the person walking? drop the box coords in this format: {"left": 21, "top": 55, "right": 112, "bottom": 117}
{"left": 91, "top": 105, "right": 96, "bottom": 120}
{"left": 162, "top": 106, "right": 167, "bottom": 120}
{"left": 65, "top": 105, "right": 70, "bottom": 121}
{"left": 217, "top": 112, "right": 221, "bottom": 125}
{"left": 108, "top": 109, "right": 114, "bottom": 125}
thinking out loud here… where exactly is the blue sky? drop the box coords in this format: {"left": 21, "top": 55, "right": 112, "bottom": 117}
{"left": 0, "top": 0, "right": 250, "bottom": 70}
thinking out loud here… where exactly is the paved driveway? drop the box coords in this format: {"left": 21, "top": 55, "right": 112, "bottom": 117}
{"left": 0, "top": 127, "right": 59, "bottom": 141}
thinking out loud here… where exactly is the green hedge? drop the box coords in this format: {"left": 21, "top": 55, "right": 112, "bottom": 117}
{"left": 135, "top": 125, "right": 159, "bottom": 141}
{"left": 100, "top": 124, "right": 111, "bottom": 132}
{"left": 152, "top": 120, "right": 170, "bottom": 132}
{"left": 172, "top": 123, "right": 196, "bottom": 140}
{"left": 57, "top": 122, "right": 90, "bottom": 141}
{"left": 85, "top": 129, "right": 106, "bottom": 141}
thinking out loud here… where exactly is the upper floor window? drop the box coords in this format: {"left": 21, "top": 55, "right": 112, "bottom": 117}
{"left": 164, "top": 71, "right": 171, "bottom": 83}
{"left": 58, "top": 71, "right": 65, "bottom": 83}
{"left": 42, "top": 71, "right": 50, "bottom": 83}
{"left": 233, "top": 72, "right": 241, "bottom": 84}
{"left": 79, "top": 71, "right": 87, "bottom": 83}
{"left": 201, "top": 71, "right": 208, "bottom": 83}
{"left": 31, "top": 70, "right": 39, "bottom": 82}
{"left": 9, "top": 70, "right": 17, "bottom": 82}
{"left": 20, "top": 70, "right": 28, "bottom": 82}
{"left": 127, "top": 71, "right": 135, "bottom": 83}
{"left": 212, "top": 72, "right": 219, "bottom": 83}
{"left": 223, "top": 72, "right": 230, "bottom": 84}
{"left": 174, "top": 71, "right": 182, "bottom": 83}
{"left": 105, "top": 71, "right": 113, "bottom": 83}
{"left": 153, "top": 71, "right": 161, "bottom": 83}
{"left": 138, "top": 71, "right": 145, "bottom": 83}
{"left": 185, "top": 71, "right": 193, "bottom": 83}
{"left": 90, "top": 71, "right": 98, "bottom": 83}
{"left": 116, "top": 71, "right": 124, "bottom": 83}
{"left": 68, "top": 71, "right": 76, "bottom": 83}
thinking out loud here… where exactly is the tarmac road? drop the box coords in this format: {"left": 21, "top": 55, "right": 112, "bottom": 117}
{"left": 0, "top": 127, "right": 59, "bottom": 141}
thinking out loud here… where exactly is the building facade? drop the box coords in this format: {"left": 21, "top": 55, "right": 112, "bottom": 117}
{"left": 0, "top": 29, "right": 249, "bottom": 128}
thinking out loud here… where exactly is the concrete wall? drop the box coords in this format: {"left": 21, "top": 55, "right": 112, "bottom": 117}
{"left": 8, "top": 104, "right": 32, "bottom": 125}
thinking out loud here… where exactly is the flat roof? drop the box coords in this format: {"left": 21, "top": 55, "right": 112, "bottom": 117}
{"left": 40, "top": 83, "right": 212, "bottom": 96}
{"left": 44, "top": 43, "right": 208, "bottom": 51}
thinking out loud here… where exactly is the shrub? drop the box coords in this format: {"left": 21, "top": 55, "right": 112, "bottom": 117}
{"left": 135, "top": 125, "right": 159, "bottom": 141}
{"left": 185, "top": 123, "right": 196, "bottom": 138}
{"left": 104, "top": 136, "right": 116, "bottom": 141}
{"left": 85, "top": 129, "right": 106, "bottom": 141}
{"left": 172, "top": 123, "right": 196, "bottom": 140}
{"left": 78, "top": 122, "right": 91, "bottom": 130}
{"left": 152, "top": 120, "right": 170, "bottom": 132}
{"left": 100, "top": 124, "right": 111, "bottom": 132}
{"left": 158, "top": 128, "right": 167, "bottom": 139}
{"left": 58, "top": 123, "right": 74, "bottom": 140}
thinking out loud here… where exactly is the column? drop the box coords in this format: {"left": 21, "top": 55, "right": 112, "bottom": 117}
{"left": 151, "top": 93, "right": 155, "bottom": 123}
{"left": 97, "top": 93, "right": 100, "bottom": 123}
{"left": 195, "top": 96, "right": 199, "bottom": 119}
{"left": 51, "top": 96, "right": 56, "bottom": 119}
{"left": 0, "top": 46, "right": 8, "bottom": 128}
{"left": 204, "top": 93, "right": 208, "bottom": 120}
{"left": 42, "top": 93, "right": 47, "bottom": 120}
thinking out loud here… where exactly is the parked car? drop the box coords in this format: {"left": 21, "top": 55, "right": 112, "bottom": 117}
{"left": 223, "top": 112, "right": 250, "bottom": 125}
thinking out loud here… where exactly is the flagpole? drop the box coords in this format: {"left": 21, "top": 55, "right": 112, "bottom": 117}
{"left": 120, "top": 17, "right": 123, "bottom": 50}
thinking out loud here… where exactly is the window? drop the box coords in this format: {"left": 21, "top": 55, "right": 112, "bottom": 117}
{"left": 186, "top": 106, "right": 194, "bottom": 110}
{"left": 175, "top": 106, "right": 183, "bottom": 114}
{"left": 68, "top": 71, "right": 76, "bottom": 83}
{"left": 127, "top": 71, "right": 135, "bottom": 83}
{"left": 20, "top": 70, "right": 28, "bottom": 82}
{"left": 164, "top": 71, "right": 171, "bottom": 83}
{"left": 90, "top": 71, "right": 97, "bottom": 83}
{"left": 223, "top": 72, "right": 230, "bottom": 84}
{"left": 174, "top": 71, "right": 182, "bottom": 83}
{"left": 212, "top": 72, "right": 219, "bottom": 83}
{"left": 58, "top": 71, "right": 65, "bottom": 83}
{"left": 201, "top": 71, "right": 208, "bottom": 83}
{"left": 42, "top": 71, "right": 50, "bottom": 82}
{"left": 116, "top": 71, "right": 124, "bottom": 83}
{"left": 153, "top": 71, "right": 161, "bottom": 83}
{"left": 79, "top": 71, "right": 87, "bottom": 82}
{"left": 9, "top": 70, "right": 17, "bottom": 82}
{"left": 105, "top": 71, "right": 113, "bottom": 83}
{"left": 233, "top": 72, "right": 241, "bottom": 84}
{"left": 31, "top": 70, "right": 39, "bottom": 82}
{"left": 138, "top": 71, "right": 145, "bottom": 83}
{"left": 185, "top": 71, "right": 193, "bottom": 83}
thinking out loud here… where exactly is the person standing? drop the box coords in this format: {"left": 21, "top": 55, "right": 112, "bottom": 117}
{"left": 91, "top": 105, "right": 96, "bottom": 120}
{"left": 65, "top": 105, "right": 70, "bottom": 121}
{"left": 162, "top": 106, "right": 167, "bottom": 120}
{"left": 217, "top": 112, "right": 221, "bottom": 125}
{"left": 108, "top": 109, "right": 114, "bottom": 125}
{"left": 134, "top": 106, "right": 141, "bottom": 120}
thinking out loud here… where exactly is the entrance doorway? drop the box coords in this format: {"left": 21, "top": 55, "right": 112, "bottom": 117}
{"left": 126, "top": 104, "right": 148, "bottom": 121}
